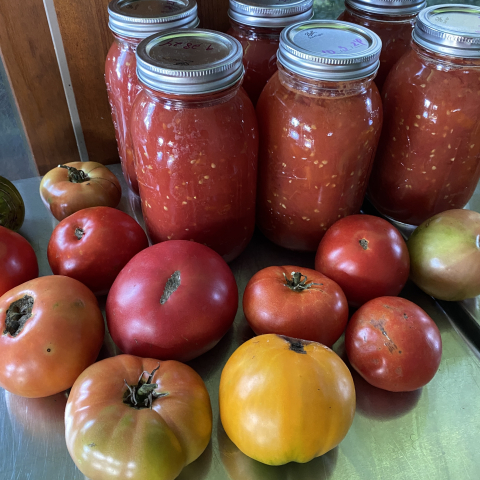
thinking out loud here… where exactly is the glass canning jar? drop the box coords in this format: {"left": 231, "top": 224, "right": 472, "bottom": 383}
{"left": 105, "top": 0, "right": 199, "bottom": 194}
{"left": 131, "top": 29, "right": 258, "bottom": 262}
{"left": 338, "top": 0, "right": 426, "bottom": 90}
{"left": 368, "top": 5, "right": 480, "bottom": 226}
{"left": 227, "top": 0, "right": 313, "bottom": 105}
{"left": 256, "top": 21, "right": 383, "bottom": 251}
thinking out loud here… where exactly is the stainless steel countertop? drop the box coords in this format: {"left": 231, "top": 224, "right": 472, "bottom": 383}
{"left": 2, "top": 164, "right": 480, "bottom": 480}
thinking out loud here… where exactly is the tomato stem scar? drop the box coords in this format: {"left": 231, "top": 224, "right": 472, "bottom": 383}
{"left": 160, "top": 270, "right": 181, "bottom": 304}
{"left": 283, "top": 272, "right": 321, "bottom": 291}
{"left": 58, "top": 165, "right": 90, "bottom": 184}
{"left": 75, "top": 227, "right": 84, "bottom": 240}
{"left": 123, "top": 365, "right": 168, "bottom": 409}
{"left": 359, "top": 238, "right": 368, "bottom": 250}
{"left": 4, "top": 295, "right": 34, "bottom": 337}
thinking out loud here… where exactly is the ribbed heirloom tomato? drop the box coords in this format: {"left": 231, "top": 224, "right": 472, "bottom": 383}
{"left": 39, "top": 162, "right": 121, "bottom": 221}
{"left": 65, "top": 355, "right": 212, "bottom": 480}
{"left": 243, "top": 266, "right": 348, "bottom": 347}
{"left": 219, "top": 334, "right": 355, "bottom": 465}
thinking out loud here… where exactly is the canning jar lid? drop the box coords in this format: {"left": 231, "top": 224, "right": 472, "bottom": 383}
{"left": 277, "top": 20, "right": 382, "bottom": 81}
{"left": 136, "top": 29, "right": 244, "bottom": 94}
{"left": 345, "top": 0, "right": 426, "bottom": 16}
{"left": 108, "top": 0, "right": 199, "bottom": 39}
{"left": 228, "top": 0, "right": 314, "bottom": 28}
{"left": 413, "top": 4, "right": 480, "bottom": 58}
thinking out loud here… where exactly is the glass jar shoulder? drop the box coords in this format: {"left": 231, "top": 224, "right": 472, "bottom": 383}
{"left": 257, "top": 71, "right": 382, "bottom": 134}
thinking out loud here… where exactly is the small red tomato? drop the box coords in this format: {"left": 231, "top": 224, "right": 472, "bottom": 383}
{"left": 47, "top": 206, "right": 148, "bottom": 295}
{"left": 39, "top": 162, "right": 121, "bottom": 221}
{"left": 0, "top": 225, "right": 38, "bottom": 297}
{"left": 345, "top": 296, "right": 442, "bottom": 392}
{"left": 315, "top": 214, "right": 410, "bottom": 307}
{"left": 243, "top": 266, "right": 348, "bottom": 347}
{"left": 106, "top": 240, "right": 238, "bottom": 362}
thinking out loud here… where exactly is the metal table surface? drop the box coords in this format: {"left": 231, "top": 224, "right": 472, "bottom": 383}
{"left": 2, "top": 163, "right": 480, "bottom": 480}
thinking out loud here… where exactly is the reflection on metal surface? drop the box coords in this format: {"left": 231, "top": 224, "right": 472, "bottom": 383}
{"left": 3, "top": 163, "right": 480, "bottom": 479}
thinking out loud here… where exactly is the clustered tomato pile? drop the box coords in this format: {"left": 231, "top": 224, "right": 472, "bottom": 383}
{"left": 0, "top": 166, "right": 479, "bottom": 480}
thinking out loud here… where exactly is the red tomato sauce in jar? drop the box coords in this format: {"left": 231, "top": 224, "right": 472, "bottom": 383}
{"left": 131, "top": 30, "right": 258, "bottom": 262}
{"left": 338, "top": 0, "right": 425, "bottom": 91}
{"left": 227, "top": 0, "right": 313, "bottom": 105}
{"left": 256, "top": 21, "right": 383, "bottom": 251}
{"left": 105, "top": 0, "right": 199, "bottom": 194}
{"left": 368, "top": 5, "right": 480, "bottom": 225}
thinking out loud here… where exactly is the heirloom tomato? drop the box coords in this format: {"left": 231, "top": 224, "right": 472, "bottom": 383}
{"left": 106, "top": 240, "right": 238, "bottom": 362}
{"left": 219, "top": 334, "right": 355, "bottom": 466}
{"left": 65, "top": 355, "right": 212, "bottom": 480}
{"left": 315, "top": 214, "right": 410, "bottom": 307}
{"left": 0, "top": 225, "right": 38, "bottom": 297}
{"left": 407, "top": 209, "right": 480, "bottom": 301}
{"left": 243, "top": 266, "right": 348, "bottom": 347}
{"left": 0, "top": 275, "right": 104, "bottom": 397}
{"left": 345, "top": 296, "right": 442, "bottom": 392}
{"left": 39, "top": 162, "right": 121, "bottom": 221}
{"left": 47, "top": 206, "right": 148, "bottom": 295}
{"left": 0, "top": 176, "right": 25, "bottom": 231}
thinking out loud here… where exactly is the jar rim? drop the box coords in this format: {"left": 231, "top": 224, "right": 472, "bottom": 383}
{"left": 345, "top": 0, "right": 426, "bottom": 16}
{"left": 277, "top": 20, "right": 382, "bottom": 81}
{"left": 413, "top": 4, "right": 480, "bottom": 58}
{"left": 136, "top": 29, "right": 245, "bottom": 94}
{"left": 108, "top": 0, "right": 199, "bottom": 38}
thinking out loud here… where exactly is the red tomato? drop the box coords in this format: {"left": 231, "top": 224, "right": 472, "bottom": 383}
{"left": 106, "top": 240, "right": 238, "bottom": 362}
{"left": 315, "top": 214, "right": 410, "bottom": 307}
{"left": 0, "top": 225, "right": 38, "bottom": 297}
{"left": 345, "top": 296, "right": 442, "bottom": 392}
{"left": 65, "top": 355, "right": 212, "bottom": 480}
{"left": 243, "top": 266, "right": 348, "bottom": 347}
{"left": 47, "top": 206, "right": 148, "bottom": 295}
{"left": 39, "top": 162, "right": 121, "bottom": 221}
{"left": 0, "top": 275, "right": 105, "bottom": 397}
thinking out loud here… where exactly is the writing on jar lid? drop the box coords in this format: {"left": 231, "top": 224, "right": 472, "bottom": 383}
{"left": 293, "top": 28, "right": 371, "bottom": 56}
{"left": 148, "top": 34, "right": 229, "bottom": 66}
{"left": 119, "top": 0, "right": 187, "bottom": 16}
{"left": 432, "top": 12, "right": 480, "bottom": 34}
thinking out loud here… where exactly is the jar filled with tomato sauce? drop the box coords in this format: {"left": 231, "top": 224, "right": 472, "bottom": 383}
{"left": 368, "top": 5, "right": 480, "bottom": 226}
{"left": 338, "top": 0, "right": 426, "bottom": 91}
{"left": 256, "top": 21, "right": 383, "bottom": 251}
{"left": 131, "top": 30, "right": 258, "bottom": 262}
{"left": 105, "top": 0, "right": 199, "bottom": 195}
{"left": 227, "top": 0, "right": 313, "bottom": 105}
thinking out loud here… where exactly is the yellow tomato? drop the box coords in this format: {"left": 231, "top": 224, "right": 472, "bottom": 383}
{"left": 219, "top": 334, "right": 355, "bottom": 466}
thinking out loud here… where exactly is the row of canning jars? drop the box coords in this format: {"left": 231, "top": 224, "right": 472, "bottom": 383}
{"left": 105, "top": 0, "right": 480, "bottom": 262}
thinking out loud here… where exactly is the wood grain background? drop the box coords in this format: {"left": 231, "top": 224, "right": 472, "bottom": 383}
{"left": 1, "top": 0, "right": 231, "bottom": 173}
{"left": 0, "top": 0, "right": 80, "bottom": 175}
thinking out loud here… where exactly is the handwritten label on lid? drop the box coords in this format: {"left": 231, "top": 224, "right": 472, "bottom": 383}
{"left": 149, "top": 36, "right": 228, "bottom": 67}
{"left": 431, "top": 12, "right": 480, "bottom": 34}
{"left": 293, "top": 28, "right": 371, "bottom": 56}
{"left": 119, "top": 0, "right": 187, "bottom": 18}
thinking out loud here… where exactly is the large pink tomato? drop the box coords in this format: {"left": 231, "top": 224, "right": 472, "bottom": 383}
{"left": 106, "top": 240, "right": 238, "bottom": 362}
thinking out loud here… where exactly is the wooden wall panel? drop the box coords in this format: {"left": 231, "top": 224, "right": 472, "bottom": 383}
{"left": 0, "top": 0, "right": 80, "bottom": 175}
{"left": 52, "top": 0, "right": 230, "bottom": 167}
{"left": 53, "top": 0, "right": 118, "bottom": 165}
{"left": 198, "top": 0, "right": 230, "bottom": 31}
